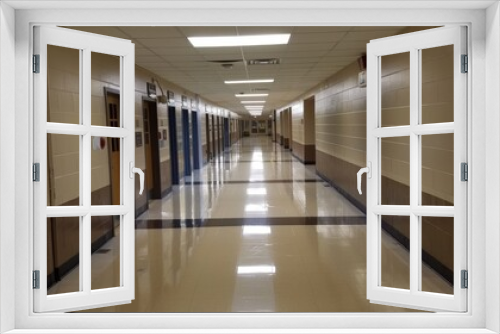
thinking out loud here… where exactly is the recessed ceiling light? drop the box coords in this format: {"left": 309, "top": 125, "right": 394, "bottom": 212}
{"left": 188, "top": 34, "right": 290, "bottom": 48}
{"left": 246, "top": 106, "right": 264, "bottom": 109}
{"left": 225, "top": 79, "right": 274, "bottom": 84}
{"left": 241, "top": 101, "right": 266, "bottom": 104}
{"left": 235, "top": 93, "right": 268, "bottom": 97}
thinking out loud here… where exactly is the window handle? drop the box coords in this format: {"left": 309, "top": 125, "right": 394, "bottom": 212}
{"left": 129, "top": 162, "right": 145, "bottom": 195}
{"left": 357, "top": 162, "right": 371, "bottom": 195}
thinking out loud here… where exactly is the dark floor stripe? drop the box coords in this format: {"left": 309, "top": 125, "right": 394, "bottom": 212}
{"left": 135, "top": 216, "right": 366, "bottom": 229}
{"left": 183, "top": 179, "right": 323, "bottom": 185}
{"left": 211, "top": 160, "right": 297, "bottom": 163}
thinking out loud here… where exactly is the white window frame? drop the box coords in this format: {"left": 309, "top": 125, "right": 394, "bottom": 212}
{"left": 33, "top": 25, "right": 136, "bottom": 313}
{"left": 366, "top": 26, "right": 467, "bottom": 312}
{"left": 1, "top": 2, "right": 498, "bottom": 333}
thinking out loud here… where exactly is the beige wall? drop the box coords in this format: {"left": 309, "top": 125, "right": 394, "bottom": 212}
{"left": 47, "top": 45, "right": 237, "bottom": 206}
{"left": 304, "top": 98, "right": 315, "bottom": 145}
{"left": 291, "top": 103, "right": 304, "bottom": 145}
{"left": 315, "top": 60, "right": 367, "bottom": 168}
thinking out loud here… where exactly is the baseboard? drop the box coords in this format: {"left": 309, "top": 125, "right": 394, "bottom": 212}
{"left": 315, "top": 170, "right": 453, "bottom": 285}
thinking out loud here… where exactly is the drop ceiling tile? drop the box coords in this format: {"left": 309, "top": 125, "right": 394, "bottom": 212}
{"left": 326, "top": 50, "right": 366, "bottom": 57}
{"left": 280, "top": 57, "right": 323, "bottom": 64}
{"left": 177, "top": 26, "right": 237, "bottom": 37}
{"left": 333, "top": 40, "right": 369, "bottom": 51}
{"left": 135, "top": 48, "right": 156, "bottom": 57}
{"left": 149, "top": 47, "right": 199, "bottom": 56}
{"left": 161, "top": 55, "right": 206, "bottom": 62}
{"left": 344, "top": 30, "right": 409, "bottom": 41}
{"left": 286, "top": 43, "right": 334, "bottom": 52}
{"left": 282, "top": 50, "right": 329, "bottom": 58}
{"left": 137, "top": 37, "right": 191, "bottom": 48}
{"left": 65, "top": 26, "right": 130, "bottom": 39}
{"left": 136, "top": 55, "right": 167, "bottom": 63}
{"left": 289, "top": 32, "right": 346, "bottom": 44}
{"left": 118, "top": 27, "right": 184, "bottom": 38}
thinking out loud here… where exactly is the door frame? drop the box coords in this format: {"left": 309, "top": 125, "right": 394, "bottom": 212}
{"left": 5, "top": 3, "right": 497, "bottom": 333}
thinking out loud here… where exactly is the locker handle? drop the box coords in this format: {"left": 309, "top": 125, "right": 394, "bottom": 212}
{"left": 357, "top": 162, "right": 371, "bottom": 195}
{"left": 129, "top": 162, "right": 145, "bottom": 195}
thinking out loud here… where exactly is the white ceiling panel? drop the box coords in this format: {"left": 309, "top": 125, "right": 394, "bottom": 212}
{"left": 68, "top": 25, "right": 410, "bottom": 117}
{"left": 118, "top": 26, "right": 185, "bottom": 38}
{"left": 289, "top": 32, "right": 347, "bottom": 44}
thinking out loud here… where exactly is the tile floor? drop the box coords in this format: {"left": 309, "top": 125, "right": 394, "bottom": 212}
{"left": 49, "top": 136, "right": 453, "bottom": 312}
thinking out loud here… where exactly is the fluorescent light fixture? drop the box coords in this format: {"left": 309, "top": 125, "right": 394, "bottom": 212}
{"left": 243, "top": 226, "right": 271, "bottom": 235}
{"left": 225, "top": 79, "right": 274, "bottom": 84}
{"left": 188, "top": 34, "right": 290, "bottom": 48}
{"left": 235, "top": 93, "right": 268, "bottom": 97}
{"left": 246, "top": 188, "right": 267, "bottom": 195}
{"left": 237, "top": 265, "right": 276, "bottom": 275}
{"left": 241, "top": 101, "right": 266, "bottom": 104}
{"left": 245, "top": 204, "right": 268, "bottom": 212}
{"left": 246, "top": 106, "right": 264, "bottom": 108}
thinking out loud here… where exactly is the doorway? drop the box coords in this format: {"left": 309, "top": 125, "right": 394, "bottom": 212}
{"left": 181, "top": 108, "right": 192, "bottom": 176}
{"left": 211, "top": 114, "right": 217, "bottom": 158}
{"left": 168, "top": 105, "right": 180, "bottom": 184}
{"left": 142, "top": 98, "right": 161, "bottom": 199}
{"left": 192, "top": 111, "right": 200, "bottom": 169}
{"left": 205, "top": 113, "right": 211, "bottom": 161}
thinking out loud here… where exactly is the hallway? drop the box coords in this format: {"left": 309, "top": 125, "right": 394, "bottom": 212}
{"left": 47, "top": 136, "right": 452, "bottom": 313}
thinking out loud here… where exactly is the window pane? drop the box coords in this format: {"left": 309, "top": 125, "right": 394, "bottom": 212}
{"left": 421, "top": 45, "right": 454, "bottom": 124}
{"left": 91, "top": 216, "right": 121, "bottom": 290}
{"left": 47, "top": 45, "right": 80, "bottom": 124}
{"left": 47, "top": 134, "right": 80, "bottom": 206}
{"left": 47, "top": 217, "right": 80, "bottom": 295}
{"left": 381, "top": 137, "right": 410, "bottom": 205}
{"left": 381, "top": 215, "right": 410, "bottom": 290}
{"left": 421, "top": 217, "right": 454, "bottom": 294}
{"left": 421, "top": 134, "right": 454, "bottom": 206}
{"left": 91, "top": 52, "right": 121, "bottom": 127}
{"left": 91, "top": 136, "right": 121, "bottom": 205}
{"left": 380, "top": 52, "right": 410, "bottom": 127}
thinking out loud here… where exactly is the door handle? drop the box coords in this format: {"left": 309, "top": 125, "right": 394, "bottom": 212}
{"left": 357, "top": 162, "right": 371, "bottom": 195}
{"left": 129, "top": 162, "right": 145, "bottom": 195}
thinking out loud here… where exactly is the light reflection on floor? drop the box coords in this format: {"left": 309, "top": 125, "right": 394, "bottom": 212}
{"left": 48, "top": 136, "right": 453, "bottom": 312}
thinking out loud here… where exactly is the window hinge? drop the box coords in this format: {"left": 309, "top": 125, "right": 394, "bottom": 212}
{"left": 33, "top": 270, "right": 40, "bottom": 289}
{"left": 33, "top": 163, "right": 40, "bottom": 182}
{"left": 461, "top": 54, "right": 468, "bottom": 73}
{"left": 33, "top": 54, "right": 40, "bottom": 73}
{"left": 461, "top": 270, "right": 468, "bottom": 289}
{"left": 461, "top": 162, "right": 468, "bottom": 181}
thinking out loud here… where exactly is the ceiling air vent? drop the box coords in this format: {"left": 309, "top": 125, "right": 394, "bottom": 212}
{"left": 252, "top": 88, "right": 269, "bottom": 92}
{"left": 247, "top": 58, "right": 280, "bottom": 65}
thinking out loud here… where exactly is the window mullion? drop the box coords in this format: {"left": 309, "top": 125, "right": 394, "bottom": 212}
{"left": 409, "top": 48, "right": 420, "bottom": 294}
{"left": 82, "top": 48, "right": 92, "bottom": 294}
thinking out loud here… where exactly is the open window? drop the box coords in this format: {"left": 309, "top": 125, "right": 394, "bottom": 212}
{"left": 363, "top": 26, "right": 467, "bottom": 312}
{"left": 33, "top": 26, "right": 140, "bottom": 312}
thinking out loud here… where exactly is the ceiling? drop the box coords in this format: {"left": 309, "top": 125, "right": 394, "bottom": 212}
{"left": 69, "top": 26, "right": 407, "bottom": 117}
